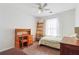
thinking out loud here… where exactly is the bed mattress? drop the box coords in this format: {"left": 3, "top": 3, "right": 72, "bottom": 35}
{"left": 39, "top": 36, "right": 62, "bottom": 49}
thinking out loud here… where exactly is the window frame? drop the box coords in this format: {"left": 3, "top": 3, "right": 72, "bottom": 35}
{"left": 45, "top": 18, "right": 59, "bottom": 37}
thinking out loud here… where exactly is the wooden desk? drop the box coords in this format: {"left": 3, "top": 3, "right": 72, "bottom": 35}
{"left": 60, "top": 37, "right": 79, "bottom": 55}
{"left": 15, "top": 29, "right": 33, "bottom": 48}
{"left": 15, "top": 35, "right": 33, "bottom": 48}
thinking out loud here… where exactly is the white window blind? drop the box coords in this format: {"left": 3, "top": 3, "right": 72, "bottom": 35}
{"left": 45, "top": 18, "right": 59, "bottom": 36}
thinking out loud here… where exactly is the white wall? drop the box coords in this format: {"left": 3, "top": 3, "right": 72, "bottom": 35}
{"left": 0, "top": 4, "right": 36, "bottom": 51}
{"left": 59, "top": 9, "right": 75, "bottom": 36}
{"left": 75, "top": 4, "right": 79, "bottom": 27}
{"left": 42, "top": 9, "right": 75, "bottom": 37}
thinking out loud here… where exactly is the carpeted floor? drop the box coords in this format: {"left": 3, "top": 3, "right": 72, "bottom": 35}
{"left": 22, "top": 41, "right": 60, "bottom": 55}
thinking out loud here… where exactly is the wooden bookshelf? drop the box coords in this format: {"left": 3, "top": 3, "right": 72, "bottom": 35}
{"left": 36, "top": 22, "right": 44, "bottom": 41}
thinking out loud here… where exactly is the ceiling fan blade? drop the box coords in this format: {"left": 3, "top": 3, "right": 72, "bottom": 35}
{"left": 36, "top": 3, "right": 42, "bottom": 9}
{"left": 44, "top": 8, "right": 50, "bottom": 11}
{"left": 43, "top": 3, "right": 47, "bottom": 8}
{"left": 49, "top": 11, "right": 53, "bottom": 13}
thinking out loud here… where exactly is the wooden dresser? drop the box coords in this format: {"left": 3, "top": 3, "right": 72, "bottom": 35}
{"left": 60, "top": 37, "right": 79, "bottom": 55}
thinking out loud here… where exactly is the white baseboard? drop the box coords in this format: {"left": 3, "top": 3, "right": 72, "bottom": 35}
{"left": 0, "top": 47, "right": 14, "bottom": 52}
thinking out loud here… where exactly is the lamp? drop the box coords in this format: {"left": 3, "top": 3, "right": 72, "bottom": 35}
{"left": 75, "top": 27, "right": 79, "bottom": 39}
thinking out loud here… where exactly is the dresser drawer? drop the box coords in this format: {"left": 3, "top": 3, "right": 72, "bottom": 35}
{"left": 60, "top": 43, "right": 79, "bottom": 55}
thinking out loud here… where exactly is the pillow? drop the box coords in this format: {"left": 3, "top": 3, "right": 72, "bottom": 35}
{"left": 63, "top": 34, "right": 77, "bottom": 37}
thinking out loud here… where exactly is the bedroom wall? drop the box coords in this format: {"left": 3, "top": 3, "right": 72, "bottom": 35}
{"left": 75, "top": 4, "right": 79, "bottom": 27}
{"left": 0, "top": 4, "right": 36, "bottom": 51}
{"left": 42, "top": 9, "right": 75, "bottom": 37}
{"left": 59, "top": 9, "right": 75, "bottom": 37}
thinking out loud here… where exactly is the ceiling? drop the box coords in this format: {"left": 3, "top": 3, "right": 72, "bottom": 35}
{"left": 0, "top": 3, "right": 77, "bottom": 17}
{"left": 27, "top": 3, "right": 77, "bottom": 17}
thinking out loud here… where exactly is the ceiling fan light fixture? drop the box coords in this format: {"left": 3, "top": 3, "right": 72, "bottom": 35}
{"left": 38, "top": 10, "right": 42, "bottom": 14}
{"left": 36, "top": 3, "right": 53, "bottom": 14}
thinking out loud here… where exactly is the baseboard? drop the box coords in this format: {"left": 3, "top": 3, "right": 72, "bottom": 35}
{"left": 0, "top": 47, "right": 14, "bottom": 52}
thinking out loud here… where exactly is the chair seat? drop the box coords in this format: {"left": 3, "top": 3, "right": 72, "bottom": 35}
{"left": 21, "top": 40, "right": 27, "bottom": 43}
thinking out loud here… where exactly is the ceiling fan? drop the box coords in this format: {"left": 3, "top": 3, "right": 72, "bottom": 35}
{"left": 36, "top": 3, "right": 53, "bottom": 13}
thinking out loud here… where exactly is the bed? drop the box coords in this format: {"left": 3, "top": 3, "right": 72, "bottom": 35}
{"left": 39, "top": 36, "right": 62, "bottom": 49}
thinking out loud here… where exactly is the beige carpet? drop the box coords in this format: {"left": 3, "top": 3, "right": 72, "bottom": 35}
{"left": 22, "top": 41, "right": 60, "bottom": 55}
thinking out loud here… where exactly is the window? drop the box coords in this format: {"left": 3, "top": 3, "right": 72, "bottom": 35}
{"left": 45, "top": 18, "right": 59, "bottom": 36}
